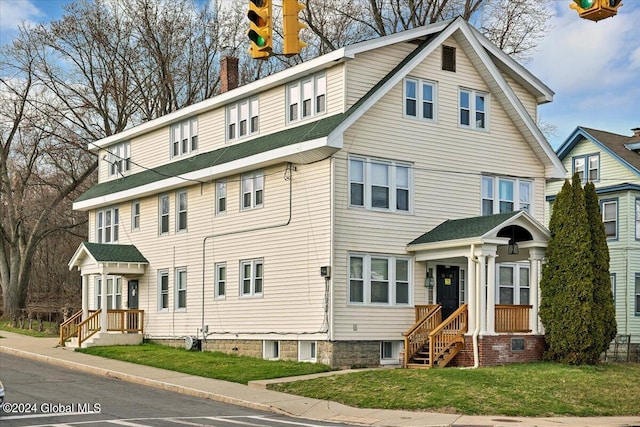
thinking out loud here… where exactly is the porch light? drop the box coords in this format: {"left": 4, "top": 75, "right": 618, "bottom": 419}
{"left": 508, "top": 238, "right": 519, "bottom": 255}
{"left": 425, "top": 268, "right": 435, "bottom": 288}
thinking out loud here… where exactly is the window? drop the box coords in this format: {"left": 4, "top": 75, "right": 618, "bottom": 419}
{"left": 459, "top": 89, "right": 487, "bottom": 129}
{"left": 227, "top": 97, "right": 259, "bottom": 141}
{"left": 572, "top": 154, "right": 599, "bottom": 183}
{"left": 459, "top": 269, "right": 466, "bottom": 304}
{"left": 131, "top": 201, "right": 140, "bottom": 231}
{"left": 158, "top": 270, "right": 169, "bottom": 311}
{"left": 349, "top": 156, "right": 412, "bottom": 213}
{"left": 241, "top": 171, "right": 263, "bottom": 210}
{"left": 176, "top": 190, "right": 187, "bottom": 232}
{"left": 171, "top": 118, "right": 198, "bottom": 157}
{"left": 175, "top": 268, "right": 187, "bottom": 310}
{"left": 95, "top": 276, "right": 122, "bottom": 309}
{"left": 299, "top": 341, "right": 317, "bottom": 362}
{"left": 240, "top": 259, "right": 263, "bottom": 297}
{"left": 216, "top": 180, "right": 227, "bottom": 214}
{"left": 96, "top": 207, "right": 119, "bottom": 243}
{"left": 107, "top": 142, "right": 130, "bottom": 178}
{"left": 263, "top": 340, "right": 279, "bottom": 360}
{"left": 442, "top": 45, "right": 456, "bottom": 72}
{"left": 497, "top": 264, "right": 529, "bottom": 305}
{"left": 349, "top": 254, "right": 411, "bottom": 305}
{"left": 601, "top": 200, "right": 617, "bottom": 239}
{"left": 482, "top": 176, "right": 532, "bottom": 215}
{"left": 215, "top": 263, "right": 226, "bottom": 299}
{"left": 380, "top": 341, "right": 403, "bottom": 365}
{"left": 159, "top": 194, "right": 169, "bottom": 235}
{"left": 287, "top": 73, "right": 326, "bottom": 122}
{"left": 610, "top": 273, "right": 616, "bottom": 305}
{"left": 635, "top": 199, "right": 640, "bottom": 240}
{"left": 404, "top": 78, "right": 436, "bottom": 121}
{"left": 635, "top": 274, "right": 640, "bottom": 316}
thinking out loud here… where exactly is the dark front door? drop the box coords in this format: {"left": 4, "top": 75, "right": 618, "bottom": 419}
{"left": 128, "top": 280, "right": 139, "bottom": 309}
{"left": 437, "top": 265, "right": 459, "bottom": 319}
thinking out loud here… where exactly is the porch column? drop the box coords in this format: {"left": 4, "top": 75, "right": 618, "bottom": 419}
{"left": 467, "top": 254, "right": 476, "bottom": 333}
{"left": 529, "top": 248, "right": 545, "bottom": 334}
{"left": 486, "top": 254, "right": 497, "bottom": 334}
{"left": 101, "top": 272, "right": 108, "bottom": 332}
{"left": 82, "top": 274, "right": 89, "bottom": 320}
{"left": 478, "top": 254, "right": 487, "bottom": 334}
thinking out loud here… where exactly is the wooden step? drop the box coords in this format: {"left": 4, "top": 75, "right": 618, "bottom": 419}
{"left": 407, "top": 363, "right": 431, "bottom": 369}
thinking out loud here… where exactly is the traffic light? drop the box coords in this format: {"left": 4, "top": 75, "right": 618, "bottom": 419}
{"left": 247, "top": 0, "right": 272, "bottom": 59}
{"left": 282, "top": 0, "right": 307, "bottom": 57}
{"left": 570, "top": 0, "right": 623, "bottom": 22}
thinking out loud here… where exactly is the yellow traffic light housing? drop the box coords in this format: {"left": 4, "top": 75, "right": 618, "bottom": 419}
{"left": 247, "top": 0, "right": 272, "bottom": 59}
{"left": 282, "top": 0, "right": 307, "bottom": 57}
{"left": 570, "top": 0, "right": 622, "bottom": 22}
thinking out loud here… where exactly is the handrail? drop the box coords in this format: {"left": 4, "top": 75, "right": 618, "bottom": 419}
{"left": 414, "top": 305, "right": 439, "bottom": 322}
{"left": 59, "top": 310, "right": 83, "bottom": 346}
{"left": 403, "top": 304, "right": 442, "bottom": 367}
{"left": 429, "top": 304, "right": 468, "bottom": 367}
{"left": 77, "top": 309, "right": 102, "bottom": 348}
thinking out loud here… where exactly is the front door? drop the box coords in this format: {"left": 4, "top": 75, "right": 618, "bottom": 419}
{"left": 437, "top": 265, "right": 459, "bottom": 319}
{"left": 128, "top": 280, "right": 139, "bottom": 309}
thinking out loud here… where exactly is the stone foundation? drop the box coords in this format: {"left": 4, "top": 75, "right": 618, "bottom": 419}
{"left": 450, "top": 334, "right": 545, "bottom": 367}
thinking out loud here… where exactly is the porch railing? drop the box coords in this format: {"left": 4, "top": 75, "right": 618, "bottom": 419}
{"left": 59, "top": 310, "right": 83, "bottom": 346}
{"left": 89, "top": 309, "right": 144, "bottom": 333}
{"left": 495, "top": 304, "right": 532, "bottom": 333}
{"left": 404, "top": 304, "right": 442, "bottom": 367}
{"left": 78, "top": 309, "right": 102, "bottom": 348}
{"left": 429, "top": 304, "right": 468, "bottom": 367}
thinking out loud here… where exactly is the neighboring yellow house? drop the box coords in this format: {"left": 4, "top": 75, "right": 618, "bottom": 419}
{"left": 546, "top": 126, "right": 640, "bottom": 348}
{"left": 66, "top": 17, "right": 566, "bottom": 368}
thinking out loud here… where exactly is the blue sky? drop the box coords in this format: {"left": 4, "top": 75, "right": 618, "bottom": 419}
{"left": 1, "top": 0, "right": 638, "bottom": 149}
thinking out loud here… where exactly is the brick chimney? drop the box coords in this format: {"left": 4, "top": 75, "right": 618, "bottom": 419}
{"left": 632, "top": 127, "right": 640, "bottom": 138}
{"left": 220, "top": 56, "right": 239, "bottom": 93}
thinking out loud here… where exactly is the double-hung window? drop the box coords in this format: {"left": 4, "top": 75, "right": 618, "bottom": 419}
{"left": 459, "top": 89, "right": 487, "bottom": 129}
{"left": 240, "top": 259, "right": 263, "bottom": 297}
{"left": 96, "top": 207, "right": 119, "bottom": 243}
{"left": 176, "top": 190, "right": 187, "bottom": 232}
{"left": 131, "top": 201, "right": 140, "bottom": 231}
{"left": 497, "top": 264, "right": 530, "bottom": 305}
{"left": 227, "top": 98, "right": 259, "bottom": 141}
{"left": 601, "top": 199, "right": 617, "bottom": 239}
{"left": 349, "top": 254, "right": 411, "bottom": 306}
{"left": 404, "top": 78, "right": 436, "bottom": 121}
{"left": 572, "top": 153, "right": 599, "bottom": 183}
{"left": 241, "top": 171, "right": 263, "bottom": 210}
{"left": 175, "top": 268, "right": 187, "bottom": 310}
{"left": 636, "top": 199, "right": 640, "bottom": 240}
{"left": 95, "top": 276, "right": 122, "bottom": 309}
{"left": 107, "top": 142, "right": 130, "bottom": 178}
{"left": 481, "top": 176, "right": 532, "bottom": 215}
{"left": 158, "top": 270, "right": 169, "bottom": 311}
{"left": 287, "top": 73, "right": 326, "bottom": 123}
{"left": 159, "top": 194, "right": 170, "bottom": 235}
{"left": 171, "top": 118, "right": 198, "bottom": 157}
{"left": 635, "top": 274, "right": 640, "bottom": 316}
{"left": 215, "top": 263, "right": 226, "bottom": 299}
{"left": 216, "top": 180, "right": 227, "bottom": 214}
{"left": 349, "top": 156, "right": 412, "bottom": 213}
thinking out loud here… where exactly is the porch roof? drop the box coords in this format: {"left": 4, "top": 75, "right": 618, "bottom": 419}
{"left": 69, "top": 242, "right": 148, "bottom": 275}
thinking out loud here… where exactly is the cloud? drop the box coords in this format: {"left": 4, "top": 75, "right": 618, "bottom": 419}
{"left": 0, "top": 0, "right": 42, "bottom": 40}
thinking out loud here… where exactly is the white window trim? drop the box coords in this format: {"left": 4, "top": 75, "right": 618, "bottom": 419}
{"left": 175, "top": 267, "right": 187, "bottom": 311}
{"left": 496, "top": 263, "right": 530, "bottom": 305}
{"left": 601, "top": 199, "right": 618, "bottom": 240}
{"left": 403, "top": 77, "right": 437, "bottom": 121}
{"left": 158, "top": 270, "right": 169, "bottom": 312}
{"left": 216, "top": 180, "right": 227, "bottom": 215}
{"left": 131, "top": 200, "right": 140, "bottom": 231}
{"left": 215, "top": 263, "right": 226, "bottom": 300}
{"left": 241, "top": 171, "right": 264, "bottom": 210}
{"left": 459, "top": 88, "right": 488, "bottom": 130}
{"left": 635, "top": 198, "right": 640, "bottom": 241}
{"left": 96, "top": 207, "right": 119, "bottom": 243}
{"left": 298, "top": 341, "right": 317, "bottom": 363}
{"left": 287, "top": 73, "right": 326, "bottom": 124}
{"left": 572, "top": 153, "right": 600, "bottom": 183}
{"left": 481, "top": 175, "right": 532, "bottom": 215}
{"left": 240, "top": 259, "right": 264, "bottom": 297}
{"left": 106, "top": 141, "right": 131, "bottom": 178}
{"left": 170, "top": 117, "right": 198, "bottom": 158}
{"left": 95, "top": 276, "right": 122, "bottom": 310}
{"left": 226, "top": 97, "right": 259, "bottom": 142}
{"left": 176, "top": 190, "right": 188, "bottom": 232}
{"left": 159, "top": 194, "right": 170, "bottom": 235}
{"left": 348, "top": 254, "right": 412, "bottom": 306}
{"left": 263, "top": 340, "right": 280, "bottom": 360}
{"left": 380, "top": 341, "right": 403, "bottom": 365}
{"left": 348, "top": 155, "right": 413, "bottom": 213}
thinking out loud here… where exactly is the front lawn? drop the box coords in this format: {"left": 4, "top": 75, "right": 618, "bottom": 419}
{"left": 77, "top": 342, "right": 331, "bottom": 384}
{"left": 270, "top": 362, "right": 640, "bottom": 416}
{"left": 0, "top": 319, "right": 59, "bottom": 338}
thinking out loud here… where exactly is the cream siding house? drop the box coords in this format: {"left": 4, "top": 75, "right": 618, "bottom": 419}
{"left": 546, "top": 127, "right": 640, "bottom": 346}
{"left": 67, "top": 17, "right": 565, "bottom": 367}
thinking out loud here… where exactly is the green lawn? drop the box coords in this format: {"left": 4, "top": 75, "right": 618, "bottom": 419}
{"left": 270, "top": 362, "right": 640, "bottom": 416}
{"left": 77, "top": 342, "right": 332, "bottom": 384}
{"left": 0, "top": 319, "right": 59, "bottom": 338}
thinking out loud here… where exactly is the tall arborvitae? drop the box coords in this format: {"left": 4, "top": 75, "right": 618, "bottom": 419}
{"left": 540, "top": 174, "right": 599, "bottom": 364}
{"left": 584, "top": 182, "right": 617, "bottom": 356}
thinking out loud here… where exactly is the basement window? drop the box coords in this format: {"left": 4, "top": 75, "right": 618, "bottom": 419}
{"left": 511, "top": 338, "right": 525, "bottom": 352}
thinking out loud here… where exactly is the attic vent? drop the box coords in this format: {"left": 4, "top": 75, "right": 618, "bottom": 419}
{"left": 442, "top": 46, "right": 456, "bottom": 72}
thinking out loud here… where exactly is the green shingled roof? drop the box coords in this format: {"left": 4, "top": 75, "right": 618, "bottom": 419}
{"left": 82, "top": 242, "right": 148, "bottom": 263}
{"left": 409, "top": 211, "right": 521, "bottom": 245}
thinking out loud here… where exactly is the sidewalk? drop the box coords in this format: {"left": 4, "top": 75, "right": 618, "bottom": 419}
{"left": 1, "top": 331, "right": 638, "bottom": 427}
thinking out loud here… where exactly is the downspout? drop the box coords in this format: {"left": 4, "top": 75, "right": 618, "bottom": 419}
{"left": 469, "top": 244, "right": 480, "bottom": 369}
{"left": 200, "top": 164, "right": 294, "bottom": 348}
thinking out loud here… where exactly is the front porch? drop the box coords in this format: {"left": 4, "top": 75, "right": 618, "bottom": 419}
{"left": 60, "top": 308, "right": 144, "bottom": 348}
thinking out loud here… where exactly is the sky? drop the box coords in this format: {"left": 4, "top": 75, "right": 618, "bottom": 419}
{"left": 1, "top": 0, "right": 638, "bottom": 149}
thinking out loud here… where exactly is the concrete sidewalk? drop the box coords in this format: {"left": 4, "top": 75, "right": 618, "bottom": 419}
{"left": 0, "top": 331, "right": 638, "bottom": 427}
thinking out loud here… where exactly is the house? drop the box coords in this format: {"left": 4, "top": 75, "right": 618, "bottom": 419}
{"left": 546, "top": 126, "right": 640, "bottom": 348}
{"left": 65, "top": 17, "right": 566, "bottom": 368}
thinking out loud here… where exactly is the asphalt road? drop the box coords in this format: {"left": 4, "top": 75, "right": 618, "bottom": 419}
{"left": 0, "top": 353, "right": 349, "bottom": 427}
